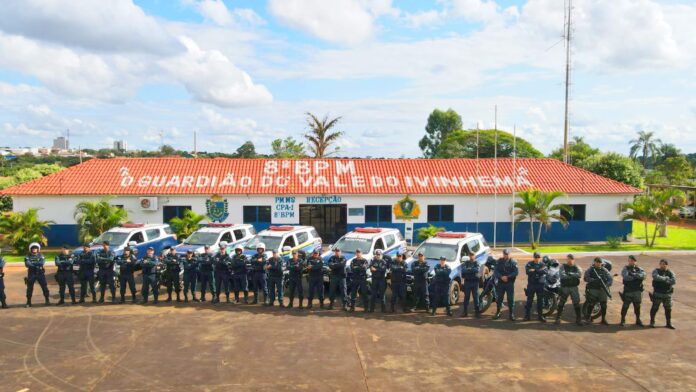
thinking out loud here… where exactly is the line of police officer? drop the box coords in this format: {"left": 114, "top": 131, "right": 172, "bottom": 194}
{"left": 1, "top": 243, "right": 677, "bottom": 328}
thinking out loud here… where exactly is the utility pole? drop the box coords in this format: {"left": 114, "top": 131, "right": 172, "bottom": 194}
{"left": 562, "top": 0, "right": 573, "bottom": 164}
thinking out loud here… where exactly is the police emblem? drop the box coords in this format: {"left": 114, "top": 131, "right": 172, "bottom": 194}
{"left": 393, "top": 196, "right": 420, "bottom": 220}
{"left": 205, "top": 194, "right": 229, "bottom": 222}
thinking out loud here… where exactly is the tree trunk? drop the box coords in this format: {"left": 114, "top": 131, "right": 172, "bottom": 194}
{"left": 659, "top": 223, "right": 667, "bottom": 237}
{"left": 650, "top": 223, "right": 660, "bottom": 247}
{"left": 529, "top": 219, "right": 535, "bottom": 249}
{"left": 536, "top": 221, "right": 543, "bottom": 248}
{"left": 643, "top": 220, "right": 649, "bottom": 246}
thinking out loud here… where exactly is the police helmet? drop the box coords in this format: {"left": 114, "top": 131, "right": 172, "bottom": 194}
{"left": 29, "top": 242, "right": 41, "bottom": 251}
{"left": 542, "top": 255, "right": 550, "bottom": 263}
{"left": 282, "top": 246, "right": 292, "bottom": 253}
{"left": 256, "top": 243, "right": 266, "bottom": 250}
{"left": 219, "top": 241, "right": 229, "bottom": 248}
{"left": 374, "top": 249, "right": 383, "bottom": 256}
{"left": 234, "top": 245, "right": 244, "bottom": 251}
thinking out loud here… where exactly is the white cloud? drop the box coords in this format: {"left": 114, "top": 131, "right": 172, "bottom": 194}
{"left": 404, "top": 10, "right": 444, "bottom": 28}
{"left": 448, "top": 0, "right": 502, "bottom": 23}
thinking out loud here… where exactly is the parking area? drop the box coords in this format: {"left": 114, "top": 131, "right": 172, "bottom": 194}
{"left": 1, "top": 253, "right": 695, "bottom": 391}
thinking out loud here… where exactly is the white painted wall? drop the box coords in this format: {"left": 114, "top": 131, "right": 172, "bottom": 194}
{"left": 12, "top": 193, "right": 635, "bottom": 225}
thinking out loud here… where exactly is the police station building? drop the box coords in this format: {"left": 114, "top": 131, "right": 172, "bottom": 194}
{"left": 2, "top": 157, "right": 641, "bottom": 246}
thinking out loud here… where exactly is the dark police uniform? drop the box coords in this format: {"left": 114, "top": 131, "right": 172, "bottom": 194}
{"left": 411, "top": 260, "right": 430, "bottom": 312}
{"left": 493, "top": 257, "right": 518, "bottom": 320}
{"left": 306, "top": 255, "right": 326, "bottom": 309}
{"left": 137, "top": 254, "right": 161, "bottom": 303}
{"left": 369, "top": 257, "right": 389, "bottom": 313}
{"left": 0, "top": 255, "right": 6, "bottom": 308}
{"left": 230, "top": 252, "right": 249, "bottom": 303}
{"left": 214, "top": 252, "right": 232, "bottom": 303}
{"left": 349, "top": 257, "right": 370, "bottom": 312}
{"left": 55, "top": 252, "right": 76, "bottom": 304}
{"left": 251, "top": 252, "right": 268, "bottom": 304}
{"left": 181, "top": 254, "right": 199, "bottom": 302}
{"left": 76, "top": 251, "right": 97, "bottom": 303}
{"left": 524, "top": 260, "right": 548, "bottom": 321}
{"left": 389, "top": 259, "right": 408, "bottom": 313}
{"left": 460, "top": 259, "right": 480, "bottom": 317}
{"left": 556, "top": 263, "right": 583, "bottom": 325}
{"left": 162, "top": 252, "right": 182, "bottom": 302}
{"left": 286, "top": 256, "right": 305, "bottom": 308}
{"left": 621, "top": 264, "right": 646, "bottom": 326}
{"left": 96, "top": 248, "right": 117, "bottom": 303}
{"left": 115, "top": 252, "right": 138, "bottom": 303}
{"left": 25, "top": 251, "right": 50, "bottom": 306}
{"left": 431, "top": 263, "right": 452, "bottom": 316}
{"left": 650, "top": 267, "right": 676, "bottom": 329}
{"left": 198, "top": 252, "right": 216, "bottom": 301}
{"left": 583, "top": 264, "right": 613, "bottom": 324}
{"left": 266, "top": 256, "right": 285, "bottom": 306}
{"left": 327, "top": 254, "right": 348, "bottom": 310}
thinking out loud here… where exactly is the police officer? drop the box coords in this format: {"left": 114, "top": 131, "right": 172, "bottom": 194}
{"left": 306, "top": 249, "right": 326, "bottom": 309}
{"left": 286, "top": 249, "right": 305, "bottom": 309}
{"left": 76, "top": 244, "right": 97, "bottom": 303}
{"left": 55, "top": 245, "right": 76, "bottom": 305}
{"left": 214, "top": 243, "right": 232, "bottom": 304}
{"left": 266, "top": 249, "right": 285, "bottom": 307}
{"left": 493, "top": 249, "right": 518, "bottom": 321}
{"left": 96, "top": 241, "right": 117, "bottom": 304}
{"left": 25, "top": 242, "right": 50, "bottom": 307}
{"left": 389, "top": 253, "right": 409, "bottom": 313}
{"left": 198, "top": 245, "right": 216, "bottom": 302}
{"left": 650, "top": 259, "right": 676, "bottom": 329}
{"left": 182, "top": 250, "right": 199, "bottom": 302}
{"left": 230, "top": 245, "right": 249, "bottom": 304}
{"left": 349, "top": 249, "right": 370, "bottom": 312}
{"left": 555, "top": 254, "right": 583, "bottom": 325}
{"left": 431, "top": 256, "right": 453, "bottom": 316}
{"left": 620, "top": 255, "right": 645, "bottom": 327}
{"left": 138, "top": 246, "right": 160, "bottom": 304}
{"left": 524, "top": 252, "right": 548, "bottom": 322}
{"left": 410, "top": 252, "right": 430, "bottom": 313}
{"left": 369, "top": 249, "right": 389, "bottom": 313}
{"left": 0, "top": 250, "right": 7, "bottom": 308}
{"left": 251, "top": 243, "right": 269, "bottom": 305}
{"left": 584, "top": 257, "right": 613, "bottom": 325}
{"left": 327, "top": 248, "right": 348, "bottom": 311}
{"left": 162, "top": 247, "right": 182, "bottom": 302}
{"left": 115, "top": 247, "right": 137, "bottom": 303}
{"left": 460, "top": 251, "right": 480, "bottom": 318}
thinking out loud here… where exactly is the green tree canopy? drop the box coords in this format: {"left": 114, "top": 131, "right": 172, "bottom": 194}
{"left": 169, "top": 209, "right": 206, "bottom": 239}
{"left": 548, "top": 136, "right": 600, "bottom": 167}
{"left": 235, "top": 141, "right": 257, "bottom": 158}
{"left": 654, "top": 156, "right": 694, "bottom": 185}
{"left": 513, "top": 189, "right": 572, "bottom": 249}
{"left": 271, "top": 137, "right": 307, "bottom": 158}
{"left": 304, "top": 113, "right": 343, "bottom": 158}
{"left": 581, "top": 152, "right": 644, "bottom": 188}
{"left": 419, "top": 108, "right": 462, "bottom": 158}
{"left": 0, "top": 208, "right": 54, "bottom": 254}
{"left": 654, "top": 143, "right": 681, "bottom": 166}
{"left": 629, "top": 130, "right": 661, "bottom": 169}
{"left": 435, "top": 129, "right": 543, "bottom": 158}
{"left": 74, "top": 197, "right": 129, "bottom": 243}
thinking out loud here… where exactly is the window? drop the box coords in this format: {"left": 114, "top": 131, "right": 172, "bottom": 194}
{"left": 145, "top": 229, "right": 160, "bottom": 241}
{"left": 385, "top": 234, "right": 396, "bottom": 248}
{"left": 282, "top": 236, "right": 296, "bottom": 248}
{"left": 365, "top": 205, "right": 392, "bottom": 224}
{"left": 310, "top": 229, "right": 319, "bottom": 239}
{"left": 163, "top": 205, "right": 191, "bottom": 223}
{"left": 233, "top": 229, "right": 245, "bottom": 241}
{"left": 348, "top": 208, "right": 364, "bottom": 216}
{"left": 374, "top": 238, "right": 385, "bottom": 251}
{"left": 220, "top": 232, "right": 233, "bottom": 243}
{"left": 129, "top": 232, "right": 145, "bottom": 244}
{"left": 561, "top": 204, "right": 586, "bottom": 221}
{"left": 296, "top": 231, "right": 309, "bottom": 244}
{"left": 243, "top": 206, "right": 272, "bottom": 224}
{"left": 395, "top": 231, "right": 404, "bottom": 242}
{"left": 427, "top": 205, "right": 454, "bottom": 222}
{"left": 468, "top": 239, "right": 481, "bottom": 254}
{"left": 163, "top": 226, "right": 173, "bottom": 235}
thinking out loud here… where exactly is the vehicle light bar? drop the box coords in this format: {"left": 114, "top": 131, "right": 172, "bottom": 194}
{"left": 436, "top": 232, "right": 470, "bottom": 238}
{"left": 204, "top": 223, "right": 234, "bottom": 227}
{"left": 268, "top": 225, "right": 294, "bottom": 231}
{"left": 354, "top": 227, "right": 383, "bottom": 233}
{"left": 121, "top": 223, "right": 145, "bottom": 228}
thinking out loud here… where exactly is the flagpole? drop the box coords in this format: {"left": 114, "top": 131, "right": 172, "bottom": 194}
{"left": 475, "top": 122, "right": 480, "bottom": 232}
{"left": 511, "top": 124, "right": 517, "bottom": 249}
{"left": 493, "top": 105, "right": 498, "bottom": 249}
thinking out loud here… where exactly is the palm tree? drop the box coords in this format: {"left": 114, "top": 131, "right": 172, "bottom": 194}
{"left": 513, "top": 189, "right": 573, "bottom": 249}
{"left": 621, "top": 194, "right": 656, "bottom": 247}
{"left": 652, "top": 188, "right": 685, "bottom": 242}
{"left": 629, "top": 130, "right": 661, "bottom": 169}
{"left": 0, "top": 208, "right": 54, "bottom": 254}
{"left": 74, "top": 196, "right": 129, "bottom": 243}
{"left": 304, "top": 112, "right": 343, "bottom": 158}
{"left": 417, "top": 224, "right": 445, "bottom": 241}
{"left": 169, "top": 209, "right": 207, "bottom": 239}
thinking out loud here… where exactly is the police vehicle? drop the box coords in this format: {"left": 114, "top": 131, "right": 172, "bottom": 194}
{"left": 174, "top": 223, "right": 255, "bottom": 255}
{"left": 73, "top": 223, "right": 178, "bottom": 257}
{"left": 320, "top": 227, "right": 407, "bottom": 283}
{"left": 243, "top": 225, "right": 322, "bottom": 258}
{"left": 405, "top": 232, "right": 491, "bottom": 307}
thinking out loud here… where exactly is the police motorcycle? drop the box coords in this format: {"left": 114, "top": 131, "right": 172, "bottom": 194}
{"left": 540, "top": 256, "right": 560, "bottom": 317}
{"left": 582, "top": 258, "right": 614, "bottom": 320}
{"left": 478, "top": 256, "right": 497, "bottom": 313}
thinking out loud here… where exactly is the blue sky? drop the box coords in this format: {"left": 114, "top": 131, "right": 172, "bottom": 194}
{"left": 0, "top": 0, "right": 695, "bottom": 157}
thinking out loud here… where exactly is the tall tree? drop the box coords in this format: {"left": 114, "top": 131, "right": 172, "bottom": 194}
{"left": 581, "top": 152, "right": 644, "bottom": 188}
{"left": 419, "top": 108, "right": 462, "bottom": 158}
{"left": 513, "top": 189, "right": 572, "bottom": 249}
{"left": 629, "top": 130, "right": 661, "bottom": 168}
{"left": 549, "top": 136, "right": 600, "bottom": 167}
{"left": 0, "top": 208, "right": 54, "bottom": 254}
{"left": 271, "top": 137, "right": 307, "bottom": 158}
{"left": 655, "top": 156, "right": 693, "bottom": 185}
{"left": 74, "top": 197, "right": 129, "bottom": 243}
{"left": 654, "top": 143, "right": 681, "bottom": 166}
{"left": 304, "top": 113, "right": 343, "bottom": 158}
{"left": 652, "top": 188, "right": 684, "bottom": 239}
{"left": 621, "top": 195, "right": 656, "bottom": 247}
{"left": 169, "top": 209, "right": 206, "bottom": 239}
{"left": 235, "top": 141, "right": 257, "bottom": 158}
{"left": 436, "top": 129, "right": 543, "bottom": 158}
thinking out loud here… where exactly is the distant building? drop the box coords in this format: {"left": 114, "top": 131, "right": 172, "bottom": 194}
{"left": 53, "top": 136, "right": 69, "bottom": 150}
{"left": 114, "top": 140, "right": 128, "bottom": 152}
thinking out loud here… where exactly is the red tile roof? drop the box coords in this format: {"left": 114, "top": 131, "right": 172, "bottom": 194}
{"left": 1, "top": 157, "right": 642, "bottom": 196}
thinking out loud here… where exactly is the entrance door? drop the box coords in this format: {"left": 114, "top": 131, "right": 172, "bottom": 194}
{"left": 299, "top": 204, "right": 347, "bottom": 244}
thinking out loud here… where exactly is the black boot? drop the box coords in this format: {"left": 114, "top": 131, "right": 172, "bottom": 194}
{"left": 635, "top": 308, "right": 643, "bottom": 327}
{"left": 620, "top": 305, "right": 628, "bottom": 326}
{"left": 193, "top": 295, "right": 199, "bottom": 303}
{"left": 369, "top": 302, "right": 375, "bottom": 313}
{"left": 446, "top": 307, "right": 453, "bottom": 317}
{"left": 57, "top": 298, "right": 65, "bottom": 306}
{"left": 523, "top": 313, "right": 531, "bottom": 322}
{"left": 201, "top": 295, "right": 207, "bottom": 302}
{"left": 574, "top": 305, "right": 582, "bottom": 326}
{"left": 166, "top": 293, "right": 172, "bottom": 303}
{"left": 26, "top": 298, "right": 32, "bottom": 308}
{"left": 288, "top": 299, "right": 294, "bottom": 308}
{"left": 298, "top": 298, "right": 304, "bottom": 309}
{"left": 381, "top": 304, "right": 387, "bottom": 313}
{"left": 176, "top": 292, "right": 181, "bottom": 303}
{"left": 132, "top": 295, "right": 137, "bottom": 304}
{"left": 492, "top": 306, "right": 502, "bottom": 320}
{"left": 391, "top": 303, "right": 396, "bottom": 313}
{"left": 120, "top": 296, "right": 126, "bottom": 304}
{"left": 328, "top": 301, "right": 334, "bottom": 310}
{"left": 1, "top": 300, "right": 7, "bottom": 309}
{"left": 666, "top": 308, "right": 675, "bottom": 329}
{"left": 538, "top": 315, "right": 547, "bottom": 323}
{"left": 98, "top": 294, "right": 104, "bottom": 304}
{"left": 184, "top": 294, "right": 189, "bottom": 303}
{"left": 45, "top": 295, "right": 50, "bottom": 305}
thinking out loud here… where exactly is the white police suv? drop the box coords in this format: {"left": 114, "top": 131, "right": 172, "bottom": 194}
{"left": 74, "top": 223, "right": 178, "bottom": 257}
{"left": 405, "top": 232, "right": 491, "bottom": 305}
{"left": 174, "top": 223, "right": 255, "bottom": 255}
{"left": 243, "top": 225, "right": 322, "bottom": 258}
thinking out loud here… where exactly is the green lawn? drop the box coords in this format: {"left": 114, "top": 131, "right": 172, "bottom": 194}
{"left": 2, "top": 251, "right": 60, "bottom": 263}
{"left": 521, "top": 221, "right": 696, "bottom": 253}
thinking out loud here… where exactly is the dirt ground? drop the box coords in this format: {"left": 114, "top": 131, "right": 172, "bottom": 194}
{"left": 0, "top": 254, "right": 694, "bottom": 392}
